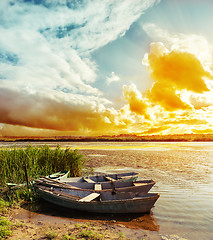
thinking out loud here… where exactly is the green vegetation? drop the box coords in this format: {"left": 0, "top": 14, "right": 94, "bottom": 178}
{"left": 62, "top": 234, "right": 76, "bottom": 240}
{"left": 72, "top": 223, "right": 104, "bottom": 240}
{"left": 44, "top": 229, "right": 58, "bottom": 239}
{"left": 0, "top": 144, "right": 85, "bottom": 186}
{"left": 0, "top": 145, "right": 128, "bottom": 240}
{"left": 0, "top": 144, "right": 85, "bottom": 202}
{"left": 118, "top": 232, "right": 125, "bottom": 239}
{"left": 0, "top": 199, "right": 10, "bottom": 214}
{"left": 78, "top": 229, "right": 104, "bottom": 240}
{"left": 0, "top": 217, "right": 12, "bottom": 239}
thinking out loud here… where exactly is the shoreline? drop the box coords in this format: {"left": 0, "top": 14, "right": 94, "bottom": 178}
{"left": 6, "top": 205, "right": 162, "bottom": 240}
{"left": 1, "top": 133, "right": 213, "bottom": 142}
{"left": 3, "top": 145, "right": 212, "bottom": 239}
{"left": 3, "top": 148, "right": 162, "bottom": 240}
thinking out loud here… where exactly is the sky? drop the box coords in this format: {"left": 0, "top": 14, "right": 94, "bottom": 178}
{"left": 1, "top": 0, "right": 213, "bottom": 137}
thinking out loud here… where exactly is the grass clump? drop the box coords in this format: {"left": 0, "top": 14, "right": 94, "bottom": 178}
{"left": 62, "top": 234, "right": 76, "bottom": 240}
{"left": 44, "top": 229, "right": 58, "bottom": 239}
{"left": 0, "top": 144, "right": 85, "bottom": 202}
{"left": 78, "top": 229, "right": 104, "bottom": 240}
{"left": 0, "top": 144, "right": 85, "bottom": 186}
{"left": 0, "top": 217, "right": 12, "bottom": 239}
{"left": 118, "top": 232, "right": 125, "bottom": 239}
{"left": 0, "top": 199, "right": 10, "bottom": 214}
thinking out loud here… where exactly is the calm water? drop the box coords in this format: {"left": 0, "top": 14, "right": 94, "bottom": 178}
{"left": 1, "top": 141, "right": 213, "bottom": 240}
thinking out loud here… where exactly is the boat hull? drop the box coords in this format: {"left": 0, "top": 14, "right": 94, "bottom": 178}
{"left": 47, "top": 171, "right": 69, "bottom": 179}
{"left": 37, "top": 187, "right": 159, "bottom": 214}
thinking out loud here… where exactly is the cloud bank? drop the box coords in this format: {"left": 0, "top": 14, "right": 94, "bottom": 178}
{"left": 1, "top": 2, "right": 213, "bottom": 137}
{"left": 0, "top": 0, "right": 158, "bottom": 136}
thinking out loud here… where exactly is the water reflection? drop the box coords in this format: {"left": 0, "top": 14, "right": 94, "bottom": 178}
{"left": 20, "top": 199, "right": 159, "bottom": 231}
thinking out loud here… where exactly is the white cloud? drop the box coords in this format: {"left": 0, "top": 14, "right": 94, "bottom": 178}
{"left": 0, "top": 0, "right": 158, "bottom": 94}
{"left": 106, "top": 72, "right": 120, "bottom": 85}
{"left": 0, "top": 0, "right": 160, "bottom": 134}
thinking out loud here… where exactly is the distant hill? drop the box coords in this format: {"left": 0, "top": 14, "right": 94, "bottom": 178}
{"left": 1, "top": 133, "right": 213, "bottom": 142}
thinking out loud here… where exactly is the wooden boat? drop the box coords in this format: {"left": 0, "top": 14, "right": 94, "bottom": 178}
{"left": 36, "top": 185, "right": 160, "bottom": 213}
{"left": 7, "top": 170, "right": 69, "bottom": 189}
{"left": 59, "top": 171, "right": 139, "bottom": 183}
{"left": 46, "top": 170, "right": 69, "bottom": 179}
{"left": 35, "top": 177, "right": 155, "bottom": 194}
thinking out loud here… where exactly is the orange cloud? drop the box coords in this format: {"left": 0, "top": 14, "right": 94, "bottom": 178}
{"left": 163, "top": 117, "right": 208, "bottom": 125}
{"left": 0, "top": 88, "right": 116, "bottom": 134}
{"left": 141, "top": 125, "right": 169, "bottom": 135}
{"left": 143, "top": 42, "right": 213, "bottom": 112}
{"left": 148, "top": 48, "right": 212, "bottom": 93}
{"left": 192, "top": 128, "right": 213, "bottom": 134}
{"left": 148, "top": 82, "right": 191, "bottom": 111}
{"left": 123, "top": 84, "right": 150, "bottom": 119}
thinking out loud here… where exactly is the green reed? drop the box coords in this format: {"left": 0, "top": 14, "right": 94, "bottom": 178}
{"left": 0, "top": 144, "right": 85, "bottom": 187}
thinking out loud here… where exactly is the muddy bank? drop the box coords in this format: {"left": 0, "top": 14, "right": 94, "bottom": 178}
{"left": 6, "top": 200, "right": 161, "bottom": 240}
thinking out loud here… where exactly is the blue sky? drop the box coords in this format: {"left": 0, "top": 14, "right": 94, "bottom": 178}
{"left": 1, "top": 0, "right": 213, "bottom": 137}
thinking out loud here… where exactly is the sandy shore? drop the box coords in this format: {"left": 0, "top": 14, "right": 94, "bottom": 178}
{"left": 6, "top": 205, "right": 161, "bottom": 240}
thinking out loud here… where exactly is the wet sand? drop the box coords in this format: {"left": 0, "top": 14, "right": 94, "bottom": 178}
{"left": 9, "top": 200, "right": 160, "bottom": 239}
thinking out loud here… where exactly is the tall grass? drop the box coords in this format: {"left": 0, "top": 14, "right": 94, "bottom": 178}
{"left": 0, "top": 144, "right": 85, "bottom": 187}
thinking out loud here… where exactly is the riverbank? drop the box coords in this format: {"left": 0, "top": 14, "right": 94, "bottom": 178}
{"left": 1, "top": 147, "right": 162, "bottom": 240}
{"left": 3, "top": 203, "right": 161, "bottom": 240}
{"left": 2, "top": 143, "right": 212, "bottom": 239}
{"left": 1, "top": 154, "right": 161, "bottom": 239}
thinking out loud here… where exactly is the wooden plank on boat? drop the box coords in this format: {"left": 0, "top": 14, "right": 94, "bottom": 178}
{"left": 105, "top": 176, "right": 115, "bottom": 181}
{"left": 94, "top": 184, "right": 102, "bottom": 191}
{"left": 83, "top": 177, "right": 96, "bottom": 183}
{"left": 133, "top": 182, "right": 146, "bottom": 186}
{"left": 119, "top": 176, "right": 127, "bottom": 179}
{"left": 79, "top": 193, "right": 100, "bottom": 202}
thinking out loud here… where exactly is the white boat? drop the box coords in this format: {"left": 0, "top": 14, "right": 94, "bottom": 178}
{"left": 7, "top": 170, "right": 69, "bottom": 189}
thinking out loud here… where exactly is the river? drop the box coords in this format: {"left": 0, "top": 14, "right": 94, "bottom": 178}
{"left": 1, "top": 141, "right": 213, "bottom": 240}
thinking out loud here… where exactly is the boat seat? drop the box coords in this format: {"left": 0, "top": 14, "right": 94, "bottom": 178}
{"left": 83, "top": 177, "right": 96, "bottom": 183}
{"left": 105, "top": 176, "right": 115, "bottom": 181}
{"left": 79, "top": 193, "right": 100, "bottom": 202}
{"left": 94, "top": 184, "right": 102, "bottom": 191}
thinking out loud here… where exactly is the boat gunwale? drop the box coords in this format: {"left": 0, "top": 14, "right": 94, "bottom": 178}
{"left": 34, "top": 179, "right": 156, "bottom": 193}
{"left": 37, "top": 186, "right": 160, "bottom": 205}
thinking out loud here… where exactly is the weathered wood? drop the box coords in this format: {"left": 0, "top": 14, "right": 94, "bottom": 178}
{"left": 79, "top": 193, "right": 100, "bottom": 202}
{"left": 94, "top": 184, "right": 102, "bottom": 191}
{"left": 133, "top": 182, "right": 146, "bottom": 186}
{"left": 23, "top": 165, "right": 29, "bottom": 188}
{"left": 38, "top": 185, "right": 81, "bottom": 200}
{"left": 83, "top": 177, "right": 96, "bottom": 183}
{"left": 105, "top": 176, "right": 115, "bottom": 181}
{"left": 39, "top": 177, "right": 75, "bottom": 188}
{"left": 36, "top": 185, "right": 160, "bottom": 213}
{"left": 60, "top": 172, "right": 139, "bottom": 184}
